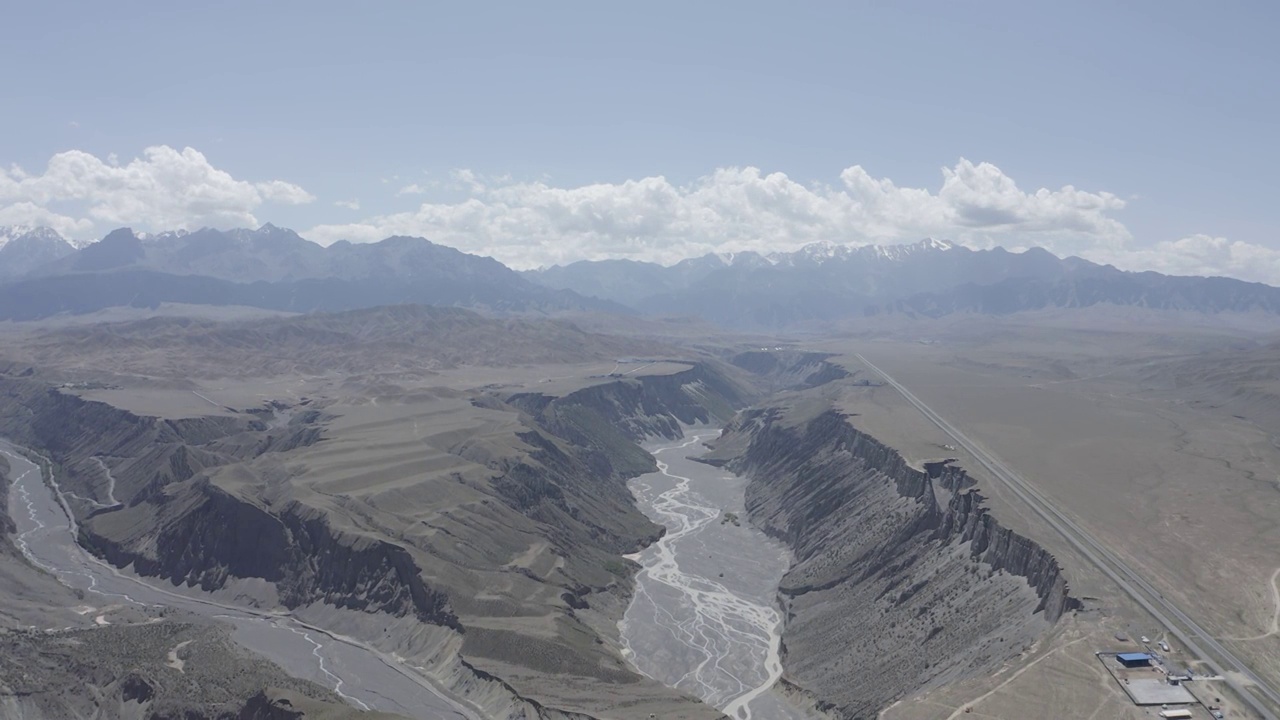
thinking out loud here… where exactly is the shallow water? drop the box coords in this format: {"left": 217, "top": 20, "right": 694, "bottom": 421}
{"left": 620, "top": 431, "right": 816, "bottom": 720}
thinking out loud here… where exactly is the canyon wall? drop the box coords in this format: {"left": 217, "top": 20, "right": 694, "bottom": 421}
{"left": 722, "top": 407, "right": 1079, "bottom": 718}
{"left": 0, "top": 362, "right": 748, "bottom": 719}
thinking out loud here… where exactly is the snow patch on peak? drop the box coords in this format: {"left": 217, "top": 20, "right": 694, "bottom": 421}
{"left": 797, "top": 241, "right": 843, "bottom": 259}
{"left": 0, "top": 225, "right": 74, "bottom": 250}
{"left": 871, "top": 237, "right": 956, "bottom": 260}
{"left": 762, "top": 238, "right": 961, "bottom": 266}
{"left": 137, "top": 229, "right": 190, "bottom": 243}
{"left": 769, "top": 241, "right": 847, "bottom": 266}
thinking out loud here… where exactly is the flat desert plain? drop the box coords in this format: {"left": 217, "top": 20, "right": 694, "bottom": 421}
{"left": 800, "top": 319, "right": 1280, "bottom": 718}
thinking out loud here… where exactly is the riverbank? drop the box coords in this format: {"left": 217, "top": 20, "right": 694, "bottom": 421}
{"left": 0, "top": 441, "right": 475, "bottom": 720}
{"left": 620, "top": 431, "right": 817, "bottom": 720}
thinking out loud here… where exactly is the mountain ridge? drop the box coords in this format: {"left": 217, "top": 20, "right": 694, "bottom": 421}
{"left": 0, "top": 225, "right": 81, "bottom": 280}
{"left": 0, "top": 226, "right": 628, "bottom": 320}
{"left": 525, "top": 238, "right": 1280, "bottom": 328}
{"left": 5, "top": 226, "right": 1280, "bottom": 328}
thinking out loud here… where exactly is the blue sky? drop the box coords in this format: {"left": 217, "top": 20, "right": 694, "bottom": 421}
{"left": 3, "top": 2, "right": 1278, "bottom": 278}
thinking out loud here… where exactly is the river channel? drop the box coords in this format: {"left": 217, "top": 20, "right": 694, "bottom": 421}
{"left": 1, "top": 442, "right": 476, "bottom": 720}
{"left": 621, "top": 431, "right": 816, "bottom": 720}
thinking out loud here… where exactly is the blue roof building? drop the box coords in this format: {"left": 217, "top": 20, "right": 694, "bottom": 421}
{"left": 1117, "top": 652, "right": 1152, "bottom": 667}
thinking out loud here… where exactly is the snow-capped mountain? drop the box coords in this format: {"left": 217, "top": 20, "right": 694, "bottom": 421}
{"left": 766, "top": 238, "right": 956, "bottom": 266}
{"left": 1, "top": 225, "right": 63, "bottom": 249}
{"left": 5, "top": 226, "right": 1279, "bottom": 327}
{"left": 0, "top": 226, "right": 79, "bottom": 279}
{"left": 525, "top": 237, "right": 1280, "bottom": 327}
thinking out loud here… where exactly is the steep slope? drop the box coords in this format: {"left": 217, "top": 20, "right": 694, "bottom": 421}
{"left": 0, "top": 226, "right": 77, "bottom": 279}
{"left": 711, "top": 398, "right": 1078, "bottom": 718}
{"left": 0, "top": 355, "right": 750, "bottom": 718}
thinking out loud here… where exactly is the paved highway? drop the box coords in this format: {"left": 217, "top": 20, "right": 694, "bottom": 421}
{"left": 855, "top": 354, "right": 1280, "bottom": 720}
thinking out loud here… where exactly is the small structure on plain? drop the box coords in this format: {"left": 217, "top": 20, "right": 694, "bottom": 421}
{"left": 1117, "top": 652, "right": 1152, "bottom": 667}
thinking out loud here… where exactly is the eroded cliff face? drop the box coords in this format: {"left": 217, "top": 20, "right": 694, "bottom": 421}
{"left": 83, "top": 483, "right": 459, "bottom": 627}
{"left": 490, "top": 362, "right": 751, "bottom": 564}
{"left": 728, "top": 351, "right": 852, "bottom": 393}
{"left": 0, "top": 455, "right": 14, "bottom": 544}
{"left": 511, "top": 362, "right": 748, "bottom": 444}
{"left": 0, "top": 378, "right": 322, "bottom": 508}
{"left": 722, "top": 407, "right": 1079, "bottom": 718}
{"left": 0, "top": 362, "right": 748, "bottom": 719}
{"left": 0, "top": 378, "right": 461, "bottom": 630}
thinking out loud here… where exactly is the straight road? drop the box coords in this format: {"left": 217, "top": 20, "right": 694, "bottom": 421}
{"left": 855, "top": 353, "right": 1280, "bottom": 720}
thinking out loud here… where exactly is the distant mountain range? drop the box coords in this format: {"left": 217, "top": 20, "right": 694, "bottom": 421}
{"left": 524, "top": 239, "right": 1280, "bottom": 327}
{"left": 0, "top": 226, "right": 623, "bottom": 321}
{"left": 3, "top": 226, "right": 1279, "bottom": 327}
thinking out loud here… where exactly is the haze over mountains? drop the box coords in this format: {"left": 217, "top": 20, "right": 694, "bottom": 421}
{"left": 0, "top": 226, "right": 82, "bottom": 280}
{"left": 3, "top": 225, "right": 1280, "bottom": 328}
{"left": 526, "top": 238, "right": 1280, "bottom": 327}
{"left": 0, "top": 225, "right": 620, "bottom": 321}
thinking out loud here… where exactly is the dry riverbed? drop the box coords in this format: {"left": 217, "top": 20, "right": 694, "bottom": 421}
{"left": 620, "top": 431, "right": 819, "bottom": 720}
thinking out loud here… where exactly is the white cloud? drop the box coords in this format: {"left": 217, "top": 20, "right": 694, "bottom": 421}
{"left": 1100, "top": 234, "right": 1280, "bottom": 285}
{"left": 0, "top": 146, "right": 313, "bottom": 241}
{"left": 6, "top": 149, "right": 1274, "bottom": 285}
{"left": 450, "top": 168, "right": 486, "bottom": 193}
{"left": 396, "top": 183, "right": 429, "bottom": 196}
{"left": 0, "top": 201, "right": 95, "bottom": 238}
{"left": 306, "top": 159, "right": 1138, "bottom": 270}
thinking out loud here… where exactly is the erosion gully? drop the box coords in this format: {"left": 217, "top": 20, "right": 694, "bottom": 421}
{"left": 1, "top": 442, "right": 477, "bottom": 720}
{"left": 621, "top": 430, "right": 817, "bottom": 720}
{"left": 5, "top": 426, "right": 819, "bottom": 720}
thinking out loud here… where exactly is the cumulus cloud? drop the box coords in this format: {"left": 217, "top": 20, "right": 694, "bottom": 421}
{"left": 0, "top": 146, "right": 313, "bottom": 241}
{"left": 0, "top": 201, "right": 95, "bottom": 238}
{"left": 1100, "top": 234, "right": 1280, "bottom": 285}
{"left": 450, "top": 168, "right": 486, "bottom": 193}
{"left": 7, "top": 149, "right": 1274, "bottom": 285}
{"left": 306, "top": 159, "right": 1137, "bottom": 270}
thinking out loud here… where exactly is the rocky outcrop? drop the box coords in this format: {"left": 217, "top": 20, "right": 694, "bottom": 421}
{"left": 0, "top": 376, "right": 458, "bottom": 631}
{"left": 0, "top": 362, "right": 743, "bottom": 720}
{"left": 510, "top": 361, "right": 749, "bottom": 444}
{"left": 0, "top": 377, "right": 320, "bottom": 508}
{"left": 81, "top": 481, "right": 458, "bottom": 628}
{"left": 723, "top": 408, "right": 1079, "bottom": 718}
{"left": 497, "top": 361, "right": 751, "bottom": 552}
{"left": 0, "top": 455, "right": 14, "bottom": 544}
{"left": 729, "top": 351, "right": 851, "bottom": 392}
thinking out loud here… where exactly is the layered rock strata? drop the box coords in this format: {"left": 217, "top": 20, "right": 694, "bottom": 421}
{"left": 720, "top": 407, "right": 1079, "bottom": 718}
{"left": 0, "top": 361, "right": 749, "bottom": 719}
